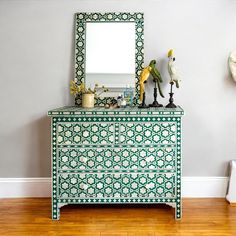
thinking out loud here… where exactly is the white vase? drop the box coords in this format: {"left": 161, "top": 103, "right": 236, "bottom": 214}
{"left": 82, "top": 93, "right": 94, "bottom": 108}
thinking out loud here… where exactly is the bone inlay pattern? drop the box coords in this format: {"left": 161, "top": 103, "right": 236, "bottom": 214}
{"left": 48, "top": 106, "right": 184, "bottom": 220}
{"left": 74, "top": 12, "right": 144, "bottom": 106}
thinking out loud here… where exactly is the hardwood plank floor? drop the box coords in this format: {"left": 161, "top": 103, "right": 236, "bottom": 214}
{"left": 0, "top": 198, "right": 235, "bottom": 236}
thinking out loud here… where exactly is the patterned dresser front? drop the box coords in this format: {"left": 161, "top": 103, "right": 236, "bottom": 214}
{"left": 48, "top": 106, "right": 184, "bottom": 220}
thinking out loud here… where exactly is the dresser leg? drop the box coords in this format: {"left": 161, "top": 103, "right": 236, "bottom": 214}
{"left": 175, "top": 200, "right": 182, "bottom": 220}
{"left": 52, "top": 202, "right": 60, "bottom": 220}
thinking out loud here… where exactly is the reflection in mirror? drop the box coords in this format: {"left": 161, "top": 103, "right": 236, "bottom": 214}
{"left": 85, "top": 22, "right": 135, "bottom": 97}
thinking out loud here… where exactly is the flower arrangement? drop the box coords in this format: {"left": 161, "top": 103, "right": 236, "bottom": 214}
{"left": 70, "top": 81, "right": 108, "bottom": 97}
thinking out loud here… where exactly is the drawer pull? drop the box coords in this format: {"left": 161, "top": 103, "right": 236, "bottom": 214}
{"left": 145, "top": 183, "right": 155, "bottom": 189}
{"left": 81, "top": 157, "right": 88, "bottom": 163}
{"left": 145, "top": 184, "right": 151, "bottom": 189}
{"left": 81, "top": 184, "right": 88, "bottom": 190}
{"left": 146, "top": 156, "right": 155, "bottom": 163}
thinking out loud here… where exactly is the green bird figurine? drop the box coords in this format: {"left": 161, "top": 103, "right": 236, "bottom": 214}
{"left": 149, "top": 60, "right": 164, "bottom": 107}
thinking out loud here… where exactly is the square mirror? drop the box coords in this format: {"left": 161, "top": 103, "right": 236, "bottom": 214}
{"left": 74, "top": 13, "right": 144, "bottom": 106}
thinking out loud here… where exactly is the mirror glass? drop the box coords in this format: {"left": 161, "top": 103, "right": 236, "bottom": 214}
{"left": 85, "top": 22, "right": 136, "bottom": 97}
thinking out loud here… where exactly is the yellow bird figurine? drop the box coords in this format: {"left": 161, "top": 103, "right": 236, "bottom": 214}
{"left": 139, "top": 66, "right": 152, "bottom": 102}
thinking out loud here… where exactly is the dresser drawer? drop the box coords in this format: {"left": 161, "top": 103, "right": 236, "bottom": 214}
{"left": 56, "top": 122, "right": 115, "bottom": 145}
{"left": 58, "top": 146, "right": 176, "bottom": 171}
{"left": 56, "top": 121, "right": 177, "bottom": 146}
{"left": 119, "top": 122, "right": 177, "bottom": 145}
{"left": 58, "top": 172, "right": 176, "bottom": 199}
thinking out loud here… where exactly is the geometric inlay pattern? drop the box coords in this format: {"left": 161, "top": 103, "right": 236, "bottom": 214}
{"left": 58, "top": 172, "right": 176, "bottom": 199}
{"left": 119, "top": 122, "right": 176, "bottom": 145}
{"left": 74, "top": 12, "right": 144, "bottom": 106}
{"left": 48, "top": 106, "right": 184, "bottom": 220}
{"left": 57, "top": 122, "right": 114, "bottom": 145}
{"left": 58, "top": 147, "right": 176, "bottom": 171}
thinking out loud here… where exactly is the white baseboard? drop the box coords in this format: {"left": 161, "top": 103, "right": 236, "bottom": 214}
{"left": 182, "top": 177, "right": 228, "bottom": 198}
{"left": 0, "top": 177, "right": 228, "bottom": 198}
{"left": 0, "top": 178, "right": 51, "bottom": 198}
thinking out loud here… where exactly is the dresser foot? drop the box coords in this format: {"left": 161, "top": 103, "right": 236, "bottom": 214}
{"left": 175, "top": 201, "right": 182, "bottom": 220}
{"left": 52, "top": 203, "right": 60, "bottom": 220}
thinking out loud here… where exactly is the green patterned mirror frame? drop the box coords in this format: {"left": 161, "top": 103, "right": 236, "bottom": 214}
{"left": 74, "top": 12, "right": 144, "bottom": 106}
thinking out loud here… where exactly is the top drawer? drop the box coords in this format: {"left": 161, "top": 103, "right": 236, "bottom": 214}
{"left": 56, "top": 121, "right": 177, "bottom": 146}
{"left": 119, "top": 122, "right": 176, "bottom": 145}
{"left": 57, "top": 122, "right": 115, "bottom": 145}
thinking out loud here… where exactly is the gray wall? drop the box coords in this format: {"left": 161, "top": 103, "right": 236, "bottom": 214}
{"left": 0, "top": 0, "right": 236, "bottom": 177}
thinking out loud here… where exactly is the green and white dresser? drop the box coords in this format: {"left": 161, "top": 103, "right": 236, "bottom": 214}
{"left": 48, "top": 106, "right": 184, "bottom": 220}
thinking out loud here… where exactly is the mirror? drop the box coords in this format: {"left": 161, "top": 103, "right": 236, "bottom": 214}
{"left": 86, "top": 22, "right": 135, "bottom": 95}
{"left": 74, "top": 13, "right": 144, "bottom": 106}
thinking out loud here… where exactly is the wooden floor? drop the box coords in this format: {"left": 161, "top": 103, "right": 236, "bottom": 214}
{"left": 0, "top": 198, "right": 235, "bottom": 236}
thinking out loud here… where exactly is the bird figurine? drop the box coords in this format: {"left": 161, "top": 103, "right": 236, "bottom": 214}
{"left": 139, "top": 65, "right": 152, "bottom": 108}
{"left": 167, "top": 49, "right": 180, "bottom": 88}
{"left": 149, "top": 60, "right": 164, "bottom": 107}
{"left": 166, "top": 49, "right": 180, "bottom": 108}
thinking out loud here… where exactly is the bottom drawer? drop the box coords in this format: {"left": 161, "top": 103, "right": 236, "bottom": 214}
{"left": 58, "top": 172, "right": 176, "bottom": 199}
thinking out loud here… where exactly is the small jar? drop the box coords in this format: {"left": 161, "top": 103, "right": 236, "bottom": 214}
{"left": 120, "top": 99, "right": 126, "bottom": 108}
{"left": 117, "top": 94, "right": 122, "bottom": 107}
{"left": 82, "top": 93, "right": 94, "bottom": 108}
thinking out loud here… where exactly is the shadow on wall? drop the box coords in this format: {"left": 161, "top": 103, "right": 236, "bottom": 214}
{"left": 226, "top": 67, "right": 236, "bottom": 88}
{"left": 224, "top": 52, "right": 236, "bottom": 89}
{"left": 158, "top": 57, "right": 170, "bottom": 87}
{"left": 25, "top": 17, "right": 76, "bottom": 178}
{"left": 26, "top": 116, "right": 51, "bottom": 177}
{"left": 66, "top": 15, "right": 76, "bottom": 106}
